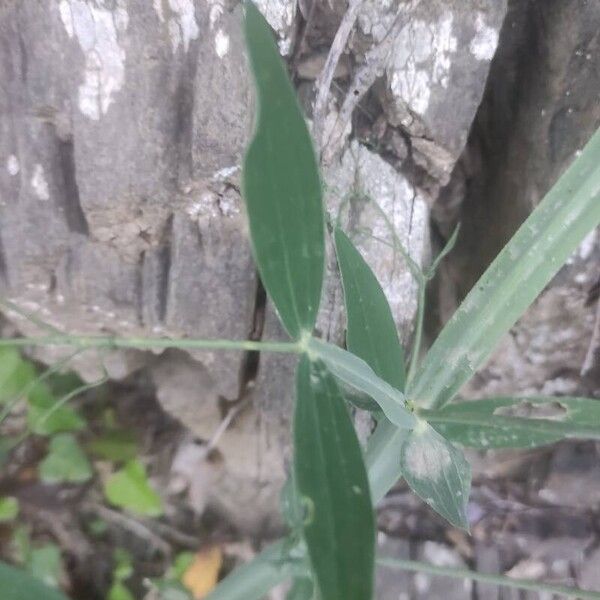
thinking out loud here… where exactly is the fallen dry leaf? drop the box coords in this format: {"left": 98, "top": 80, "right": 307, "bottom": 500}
{"left": 182, "top": 546, "right": 223, "bottom": 599}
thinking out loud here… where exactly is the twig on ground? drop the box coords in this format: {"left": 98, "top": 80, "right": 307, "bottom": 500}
{"left": 87, "top": 503, "right": 171, "bottom": 556}
{"left": 205, "top": 400, "right": 249, "bottom": 454}
{"left": 149, "top": 519, "right": 201, "bottom": 550}
{"left": 321, "top": 10, "right": 409, "bottom": 162}
{"left": 313, "top": 0, "right": 365, "bottom": 150}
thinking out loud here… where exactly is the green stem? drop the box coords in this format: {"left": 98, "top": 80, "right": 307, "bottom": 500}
{"left": 368, "top": 199, "right": 423, "bottom": 282}
{"left": 0, "top": 299, "right": 62, "bottom": 335}
{"left": 0, "top": 336, "right": 302, "bottom": 354}
{"left": 377, "top": 556, "right": 600, "bottom": 599}
{"left": 32, "top": 373, "right": 109, "bottom": 431}
{"left": 407, "top": 280, "right": 426, "bottom": 383}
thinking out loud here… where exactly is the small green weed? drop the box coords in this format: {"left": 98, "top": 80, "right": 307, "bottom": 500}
{"left": 1, "top": 3, "right": 600, "bottom": 600}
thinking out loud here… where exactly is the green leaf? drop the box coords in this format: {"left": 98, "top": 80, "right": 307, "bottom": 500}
{"left": 28, "top": 545, "right": 63, "bottom": 589}
{"left": 27, "top": 383, "right": 85, "bottom": 435}
{"left": 0, "top": 437, "right": 16, "bottom": 469}
{"left": 151, "top": 581, "right": 193, "bottom": 600}
{"left": 108, "top": 581, "right": 135, "bottom": 600}
{"left": 308, "top": 338, "right": 415, "bottom": 428}
{"left": 335, "top": 227, "right": 406, "bottom": 391}
{"left": 342, "top": 389, "right": 382, "bottom": 414}
{"left": 400, "top": 421, "right": 471, "bottom": 530}
{"left": 39, "top": 434, "right": 93, "bottom": 484}
{"left": 104, "top": 459, "right": 163, "bottom": 517}
{"left": 294, "top": 356, "right": 375, "bottom": 600}
{"left": 113, "top": 548, "right": 134, "bottom": 582}
{"left": 88, "top": 430, "right": 138, "bottom": 462}
{"left": 0, "top": 496, "right": 19, "bottom": 522}
{"left": 0, "top": 348, "right": 36, "bottom": 404}
{"left": 11, "top": 525, "right": 31, "bottom": 564}
{"left": 243, "top": 1, "right": 324, "bottom": 339}
{"left": 46, "top": 371, "right": 84, "bottom": 398}
{"left": 408, "top": 127, "right": 600, "bottom": 410}
{"left": 286, "top": 577, "right": 315, "bottom": 600}
{"left": 170, "top": 552, "right": 195, "bottom": 581}
{"left": 203, "top": 540, "right": 293, "bottom": 600}
{"left": 426, "top": 396, "right": 600, "bottom": 449}
{"left": 280, "top": 474, "right": 304, "bottom": 532}
{"left": 0, "top": 561, "right": 68, "bottom": 600}
{"left": 87, "top": 518, "right": 108, "bottom": 537}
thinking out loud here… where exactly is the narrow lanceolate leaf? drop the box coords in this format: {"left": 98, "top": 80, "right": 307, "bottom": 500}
{"left": 243, "top": 2, "right": 324, "bottom": 339}
{"left": 425, "top": 396, "right": 600, "bottom": 449}
{"left": 0, "top": 561, "right": 69, "bottom": 600}
{"left": 295, "top": 357, "right": 375, "bottom": 600}
{"left": 400, "top": 421, "right": 471, "bottom": 530}
{"left": 409, "top": 127, "right": 600, "bottom": 410}
{"left": 308, "top": 338, "right": 415, "bottom": 428}
{"left": 334, "top": 227, "right": 406, "bottom": 391}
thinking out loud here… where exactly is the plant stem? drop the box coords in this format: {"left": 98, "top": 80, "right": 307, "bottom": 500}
{"left": 0, "top": 298, "right": 62, "bottom": 335}
{"left": 377, "top": 556, "right": 600, "bottom": 599}
{"left": 407, "top": 280, "right": 426, "bottom": 383}
{"left": 0, "top": 335, "right": 302, "bottom": 354}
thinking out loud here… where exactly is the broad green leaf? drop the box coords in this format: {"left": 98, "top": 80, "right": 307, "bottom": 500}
{"left": 294, "top": 356, "right": 374, "bottom": 600}
{"left": 28, "top": 383, "right": 85, "bottom": 435}
{"left": 426, "top": 396, "right": 600, "bottom": 449}
{"left": 399, "top": 421, "right": 471, "bottom": 530}
{"left": 104, "top": 459, "right": 163, "bottom": 517}
{"left": 0, "top": 561, "right": 68, "bottom": 600}
{"left": 308, "top": 338, "right": 415, "bottom": 428}
{"left": 28, "top": 545, "right": 63, "bottom": 589}
{"left": 0, "top": 496, "right": 19, "bottom": 522}
{"left": 0, "top": 348, "right": 36, "bottom": 404}
{"left": 243, "top": 2, "right": 324, "bottom": 339}
{"left": 409, "top": 127, "right": 600, "bottom": 410}
{"left": 88, "top": 430, "right": 138, "bottom": 462}
{"left": 39, "top": 434, "right": 93, "bottom": 484}
{"left": 335, "top": 227, "right": 406, "bottom": 391}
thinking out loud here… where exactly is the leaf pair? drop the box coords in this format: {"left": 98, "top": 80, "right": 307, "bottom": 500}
{"left": 334, "top": 227, "right": 471, "bottom": 529}
{"left": 244, "top": 4, "right": 376, "bottom": 599}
